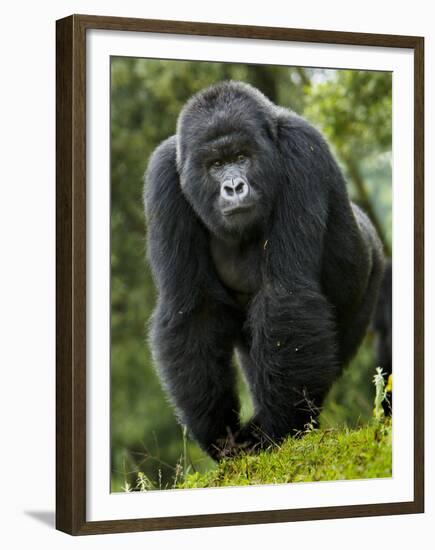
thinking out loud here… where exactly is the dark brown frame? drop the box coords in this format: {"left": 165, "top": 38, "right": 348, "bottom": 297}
{"left": 56, "top": 14, "right": 425, "bottom": 536}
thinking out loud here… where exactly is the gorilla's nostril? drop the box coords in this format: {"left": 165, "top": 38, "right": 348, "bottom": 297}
{"left": 224, "top": 186, "right": 234, "bottom": 197}
{"left": 235, "top": 182, "right": 245, "bottom": 194}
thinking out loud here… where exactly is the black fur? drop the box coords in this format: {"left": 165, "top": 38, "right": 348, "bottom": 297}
{"left": 144, "top": 81, "right": 385, "bottom": 459}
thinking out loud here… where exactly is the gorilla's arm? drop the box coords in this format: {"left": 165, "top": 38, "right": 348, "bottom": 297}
{"left": 144, "top": 136, "right": 206, "bottom": 311}
{"left": 144, "top": 136, "right": 240, "bottom": 458}
{"left": 239, "top": 287, "right": 339, "bottom": 443}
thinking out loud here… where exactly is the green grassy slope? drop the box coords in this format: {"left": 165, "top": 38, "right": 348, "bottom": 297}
{"left": 178, "top": 421, "right": 392, "bottom": 489}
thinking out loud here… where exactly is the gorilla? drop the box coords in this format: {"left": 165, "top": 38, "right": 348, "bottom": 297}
{"left": 144, "top": 81, "right": 385, "bottom": 460}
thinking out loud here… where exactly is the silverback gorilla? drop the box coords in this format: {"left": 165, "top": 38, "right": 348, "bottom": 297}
{"left": 144, "top": 81, "right": 385, "bottom": 460}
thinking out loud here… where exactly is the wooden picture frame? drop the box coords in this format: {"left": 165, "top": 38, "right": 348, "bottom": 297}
{"left": 56, "top": 14, "right": 424, "bottom": 535}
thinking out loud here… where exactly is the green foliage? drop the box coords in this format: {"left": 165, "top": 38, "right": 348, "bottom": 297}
{"left": 110, "top": 57, "right": 392, "bottom": 492}
{"left": 304, "top": 70, "right": 392, "bottom": 157}
{"left": 303, "top": 70, "right": 392, "bottom": 251}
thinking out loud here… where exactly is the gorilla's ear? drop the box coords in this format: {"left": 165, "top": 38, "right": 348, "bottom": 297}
{"left": 144, "top": 135, "right": 209, "bottom": 312}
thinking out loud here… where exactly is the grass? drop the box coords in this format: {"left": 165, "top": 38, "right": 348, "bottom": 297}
{"left": 177, "top": 421, "right": 392, "bottom": 489}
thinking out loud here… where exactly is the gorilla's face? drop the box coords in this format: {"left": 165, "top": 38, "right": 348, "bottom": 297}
{"left": 201, "top": 135, "right": 268, "bottom": 234}
{"left": 208, "top": 150, "right": 255, "bottom": 217}
{"left": 176, "top": 84, "right": 280, "bottom": 240}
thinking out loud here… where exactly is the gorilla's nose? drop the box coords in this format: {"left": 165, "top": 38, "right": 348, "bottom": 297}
{"left": 221, "top": 178, "right": 249, "bottom": 202}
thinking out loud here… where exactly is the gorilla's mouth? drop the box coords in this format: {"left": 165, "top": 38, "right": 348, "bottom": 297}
{"left": 222, "top": 204, "right": 255, "bottom": 217}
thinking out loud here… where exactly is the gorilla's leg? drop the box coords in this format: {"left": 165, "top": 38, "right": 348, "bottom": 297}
{"left": 238, "top": 287, "right": 340, "bottom": 449}
{"left": 336, "top": 206, "right": 385, "bottom": 365}
{"left": 150, "top": 300, "right": 241, "bottom": 460}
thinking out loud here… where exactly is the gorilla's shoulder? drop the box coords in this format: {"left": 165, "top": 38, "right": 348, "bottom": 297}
{"left": 144, "top": 135, "right": 179, "bottom": 216}
{"left": 145, "top": 135, "right": 178, "bottom": 185}
{"left": 146, "top": 135, "right": 177, "bottom": 173}
{"left": 276, "top": 107, "right": 324, "bottom": 139}
{"left": 275, "top": 108, "right": 333, "bottom": 156}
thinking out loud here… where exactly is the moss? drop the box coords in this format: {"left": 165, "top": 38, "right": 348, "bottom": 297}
{"left": 178, "top": 421, "right": 392, "bottom": 489}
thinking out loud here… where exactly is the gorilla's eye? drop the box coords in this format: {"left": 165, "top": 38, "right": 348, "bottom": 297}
{"left": 236, "top": 154, "right": 246, "bottom": 162}
{"left": 212, "top": 160, "right": 222, "bottom": 167}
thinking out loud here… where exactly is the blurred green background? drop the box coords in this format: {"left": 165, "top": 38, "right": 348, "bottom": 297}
{"left": 110, "top": 58, "right": 392, "bottom": 492}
